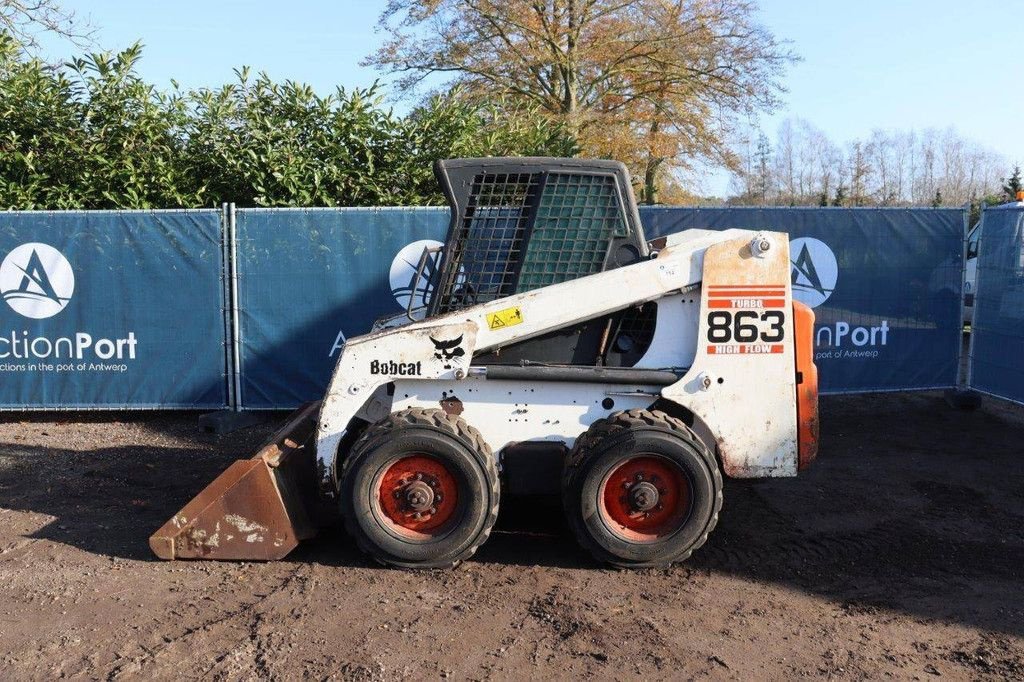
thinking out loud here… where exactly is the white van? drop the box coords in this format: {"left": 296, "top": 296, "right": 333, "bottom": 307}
{"left": 965, "top": 194, "right": 1024, "bottom": 325}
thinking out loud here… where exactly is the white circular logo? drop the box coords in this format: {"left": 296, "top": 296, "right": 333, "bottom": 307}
{"left": 0, "top": 243, "right": 75, "bottom": 319}
{"left": 790, "top": 237, "right": 837, "bottom": 308}
{"left": 390, "top": 239, "right": 445, "bottom": 317}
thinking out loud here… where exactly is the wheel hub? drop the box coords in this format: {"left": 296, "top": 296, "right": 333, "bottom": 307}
{"left": 377, "top": 455, "right": 459, "bottom": 536}
{"left": 599, "top": 455, "right": 690, "bottom": 543}
{"left": 403, "top": 479, "right": 435, "bottom": 512}
{"left": 629, "top": 481, "right": 660, "bottom": 511}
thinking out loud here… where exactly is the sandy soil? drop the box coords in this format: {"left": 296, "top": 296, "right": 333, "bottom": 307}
{"left": 0, "top": 391, "right": 1022, "bottom": 680}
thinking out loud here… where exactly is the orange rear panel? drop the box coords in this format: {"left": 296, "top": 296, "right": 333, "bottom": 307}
{"left": 793, "top": 301, "right": 819, "bottom": 470}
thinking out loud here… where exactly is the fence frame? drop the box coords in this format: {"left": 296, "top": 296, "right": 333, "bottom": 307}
{"left": 229, "top": 205, "right": 449, "bottom": 410}
{"left": 956, "top": 205, "right": 971, "bottom": 388}
{"left": 966, "top": 205, "right": 984, "bottom": 393}
{"left": 0, "top": 204, "right": 974, "bottom": 410}
{"left": 0, "top": 207, "right": 230, "bottom": 410}
{"left": 965, "top": 205, "right": 1024, "bottom": 407}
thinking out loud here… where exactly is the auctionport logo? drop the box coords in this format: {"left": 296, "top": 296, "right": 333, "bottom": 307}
{"left": 390, "top": 239, "right": 444, "bottom": 313}
{"left": 0, "top": 243, "right": 75, "bottom": 319}
{"left": 790, "top": 237, "right": 837, "bottom": 309}
{"left": 0, "top": 242, "right": 137, "bottom": 370}
{"left": 791, "top": 236, "right": 891, "bottom": 357}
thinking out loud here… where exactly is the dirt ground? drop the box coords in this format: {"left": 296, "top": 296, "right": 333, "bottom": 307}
{"left": 0, "top": 392, "right": 1022, "bottom": 681}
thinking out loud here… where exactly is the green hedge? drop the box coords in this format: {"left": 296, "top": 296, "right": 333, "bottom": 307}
{"left": 0, "top": 36, "right": 578, "bottom": 209}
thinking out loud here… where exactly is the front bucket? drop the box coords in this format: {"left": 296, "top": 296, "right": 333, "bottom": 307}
{"left": 150, "top": 402, "right": 321, "bottom": 560}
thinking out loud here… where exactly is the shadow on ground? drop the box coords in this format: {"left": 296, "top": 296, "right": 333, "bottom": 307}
{"left": 0, "top": 392, "right": 1022, "bottom": 637}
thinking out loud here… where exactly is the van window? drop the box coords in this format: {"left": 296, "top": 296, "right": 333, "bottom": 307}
{"left": 967, "top": 224, "right": 980, "bottom": 258}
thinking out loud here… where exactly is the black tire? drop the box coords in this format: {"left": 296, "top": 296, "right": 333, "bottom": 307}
{"left": 339, "top": 408, "right": 499, "bottom": 568}
{"left": 563, "top": 409, "right": 723, "bottom": 568}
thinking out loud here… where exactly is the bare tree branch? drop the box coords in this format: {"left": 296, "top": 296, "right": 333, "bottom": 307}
{"left": 0, "top": 0, "right": 95, "bottom": 52}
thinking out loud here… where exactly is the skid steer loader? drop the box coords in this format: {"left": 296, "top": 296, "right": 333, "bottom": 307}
{"left": 151, "top": 157, "right": 818, "bottom": 568}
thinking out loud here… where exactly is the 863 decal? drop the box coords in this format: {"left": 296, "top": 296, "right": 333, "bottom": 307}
{"left": 705, "top": 284, "right": 787, "bottom": 355}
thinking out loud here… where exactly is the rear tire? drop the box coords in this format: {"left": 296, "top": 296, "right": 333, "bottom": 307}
{"left": 339, "top": 408, "right": 499, "bottom": 568}
{"left": 563, "top": 409, "right": 722, "bottom": 568}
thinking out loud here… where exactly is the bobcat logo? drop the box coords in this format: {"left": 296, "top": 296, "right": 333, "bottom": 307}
{"left": 430, "top": 334, "right": 465, "bottom": 369}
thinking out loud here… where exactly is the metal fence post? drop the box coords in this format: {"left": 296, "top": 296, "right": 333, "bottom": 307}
{"left": 965, "top": 204, "right": 985, "bottom": 391}
{"left": 227, "top": 203, "right": 243, "bottom": 411}
{"left": 955, "top": 204, "right": 970, "bottom": 388}
{"left": 220, "top": 203, "right": 236, "bottom": 410}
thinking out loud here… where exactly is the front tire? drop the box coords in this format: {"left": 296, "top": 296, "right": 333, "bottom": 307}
{"left": 339, "top": 408, "right": 499, "bottom": 568}
{"left": 563, "top": 409, "right": 722, "bottom": 568}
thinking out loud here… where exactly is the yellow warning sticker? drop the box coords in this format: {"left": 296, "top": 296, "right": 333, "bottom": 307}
{"left": 486, "top": 306, "right": 524, "bottom": 330}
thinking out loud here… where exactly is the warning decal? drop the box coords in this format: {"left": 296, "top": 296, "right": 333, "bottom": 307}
{"left": 486, "top": 306, "right": 524, "bottom": 330}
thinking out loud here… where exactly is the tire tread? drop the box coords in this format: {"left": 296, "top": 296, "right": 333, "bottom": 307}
{"left": 340, "top": 407, "right": 499, "bottom": 568}
{"left": 563, "top": 408, "right": 723, "bottom": 568}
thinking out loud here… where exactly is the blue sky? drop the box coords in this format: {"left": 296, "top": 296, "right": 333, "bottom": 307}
{"left": 37, "top": 1, "right": 1023, "bottom": 194}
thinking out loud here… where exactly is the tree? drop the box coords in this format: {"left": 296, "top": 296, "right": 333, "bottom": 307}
{"left": 367, "top": 0, "right": 796, "bottom": 202}
{"left": 1004, "top": 165, "right": 1022, "bottom": 200}
{"left": 0, "top": 0, "right": 92, "bottom": 51}
{"left": 831, "top": 184, "right": 846, "bottom": 207}
{"left": 754, "top": 133, "right": 772, "bottom": 204}
{"left": 0, "top": 37, "right": 577, "bottom": 209}
{"left": 846, "top": 141, "right": 871, "bottom": 207}
{"left": 730, "top": 118, "right": 1006, "bottom": 207}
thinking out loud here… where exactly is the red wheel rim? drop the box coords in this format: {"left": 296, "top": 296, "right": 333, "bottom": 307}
{"left": 599, "top": 455, "right": 690, "bottom": 543}
{"left": 376, "top": 455, "right": 460, "bottom": 539}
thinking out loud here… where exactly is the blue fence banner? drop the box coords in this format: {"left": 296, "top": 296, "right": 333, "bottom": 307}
{"left": 234, "top": 207, "right": 449, "bottom": 408}
{"left": 640, "top": 207, "right": 965, "bottom": 394}
{"left": 0, "top": 210, "right": 227, "bottom": 408}
{"left": 235, "top": 206, "right": 965, "bottom": 408}
{"left": 0, "top": 206, "right": 968, "bottom": 410}
{"left": 968, "top": 205, "right": 1024, "bottom": 404}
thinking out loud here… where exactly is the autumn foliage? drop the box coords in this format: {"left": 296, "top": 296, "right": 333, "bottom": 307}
{"left": 367, "top": 0, "right": 795, "bottom": 202}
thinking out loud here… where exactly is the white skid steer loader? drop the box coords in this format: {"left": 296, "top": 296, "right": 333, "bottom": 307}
{"left": 151, "top": 158, "right": 818, "bottom": 568}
